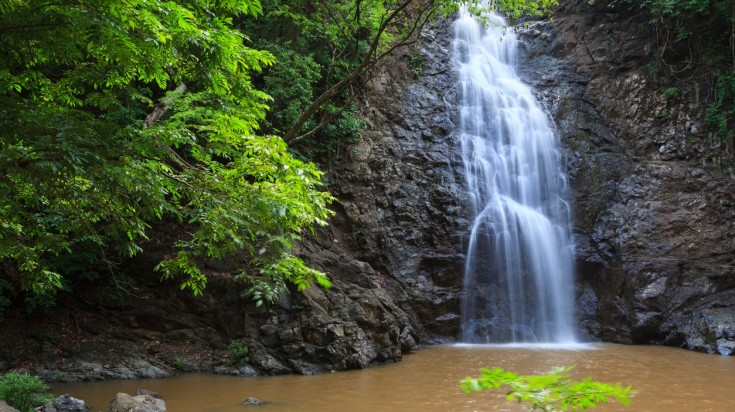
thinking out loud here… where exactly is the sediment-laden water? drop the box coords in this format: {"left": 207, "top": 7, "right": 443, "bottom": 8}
{"left": 53, "top": 344, "right": 735, "bottom": 411}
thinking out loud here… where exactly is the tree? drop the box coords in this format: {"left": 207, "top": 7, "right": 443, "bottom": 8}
{"left": 461, "top": 366, "right": 634, "bottom": 411}
{"left": 0, "top": 0, "right": 559, "bottom": 306}
{"left": 0, "top": 0, "right": 333, "bottom": 303}
{"left": 243, "top": 0, "right": 558, "bottom": 148}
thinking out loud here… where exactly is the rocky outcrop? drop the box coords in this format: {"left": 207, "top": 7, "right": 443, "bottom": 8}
{"left": 243, "top": 396, "right": 262, "bottom": 406}
{"left": 49, "top": 395, "right": 89, "bottom": 411}
{"left": 233, "top": 18, "right": 471, "bottom": 374}
{"left": 108, "top": 393, "right": 165, "bottom": 412}
{"left": 319, "top": 0, "right": 735, "bottom": 355}
{"left": 33, "top": 359, "right": 170, "bottom": 383}
{"left": 514, "top": 0, "right": 735, "bottom": 353}
{"left": 306, "top": 19, "right": 469, "bottom": 344}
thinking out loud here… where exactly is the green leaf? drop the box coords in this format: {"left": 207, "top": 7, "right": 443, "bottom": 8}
{"left": 461, "top": 366, "right": 634, "bottom": 412}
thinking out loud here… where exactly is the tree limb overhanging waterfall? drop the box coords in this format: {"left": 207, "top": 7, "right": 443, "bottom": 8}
{"left": 454, "top": 9, "right": 577, "bottom": 344}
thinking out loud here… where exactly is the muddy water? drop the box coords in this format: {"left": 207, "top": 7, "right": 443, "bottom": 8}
{"left": 53, "top": 344, "right": 735, "bottom": 412}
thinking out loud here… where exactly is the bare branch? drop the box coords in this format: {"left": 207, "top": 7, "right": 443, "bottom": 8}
{"left": 143, "top": 82, "right": 188, "bottom": 129}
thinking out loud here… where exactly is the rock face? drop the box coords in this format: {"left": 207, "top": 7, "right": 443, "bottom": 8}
{"left": 235, "top": 19, "right": 470, "bottom": 374}
{"left": 316, "top": 0, "right": 735, "bottom": 356}
{"left": 313, "top": 0, "right": 735, "bottom": 356}
{"left": 513, "top": 0, "right": 735, "bottom": 353}
{"left": 306, "top": 18, "right": 469, "bottom": 345}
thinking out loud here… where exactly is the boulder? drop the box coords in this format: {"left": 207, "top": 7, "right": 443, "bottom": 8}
{"left": 134, "top": 390, "right": 161, "bottom": 400}
{"left": 243, "top": 397, "right": 262, "bottom": 406}
{"left": 49, "top": 395, "right": 88, "bottom": 411}
{"left": 107, "top": 393, "right": 165, "bottom": 412}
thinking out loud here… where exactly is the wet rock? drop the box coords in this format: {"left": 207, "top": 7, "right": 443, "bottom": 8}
{"left": 247, "top": 344, "right": 293, "bottom": 375}
{"left": 243, "top": 397, "right": 262, "bottom": 406}
{"left": 53, "top": 395, "right": 89, "bottom": 411}
{"left": 127, "top": 359, "right": 168, "bottom": 379}
{"left": 237, "top": 365, "right": 258, "bottom": 377}
{"left": 135, "top": 389, "right": 161, "bottom": 399}
{"left": 32, "top": 357, "right": 173, "bottom": 383}
{"left": 399, "top": 326, "right": 418, "bottom": 351}
{"left": 108, "top": 393, "right": 166, "bottom": 412}
{"left": 212, "top": 365, "right": 257, "bottom": 377}
{"left": 300, "top": 17, "right": 468, "bottom": 351}
{"left": 681, "top": 307, "right": 735, "bottom": 355}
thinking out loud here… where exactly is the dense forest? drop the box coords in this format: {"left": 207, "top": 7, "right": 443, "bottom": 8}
{"left": 0, "top": 0, "right": 732, "bottom": 316}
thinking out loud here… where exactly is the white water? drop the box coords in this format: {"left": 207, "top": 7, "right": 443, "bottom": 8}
{"left": 454, "top": 10, "right": 577, "bottom": 344}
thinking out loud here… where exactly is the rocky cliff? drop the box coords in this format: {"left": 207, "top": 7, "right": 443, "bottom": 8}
{"left": 297, "top": 0, "right": 735, "bottom": 360}
{"left": 517, "top": 0, "right": 735, "bottom": 354}
{"left": 318, "top": 0, "right": 735, "bottom": 356}
{"left": 3, "top": 0, "right": 734, "bottom": 382}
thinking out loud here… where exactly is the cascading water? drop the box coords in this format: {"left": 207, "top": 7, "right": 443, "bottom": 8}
{"left": 454, "top": 9, "right": 577, "bottom": 344}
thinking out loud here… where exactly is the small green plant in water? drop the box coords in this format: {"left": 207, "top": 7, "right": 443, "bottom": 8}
{"left": 461, "top": 365, "right": 633, "bottom": 411}
{"left": 0, "top": 371, "right": 54, "bottom": 412}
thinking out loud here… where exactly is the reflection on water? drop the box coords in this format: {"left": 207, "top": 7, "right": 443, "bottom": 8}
{"left": 53, "top": 344, "right": 735, "bottom": 412}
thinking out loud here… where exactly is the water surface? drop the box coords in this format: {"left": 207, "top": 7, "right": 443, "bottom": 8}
{"left": 53, "top": 344, "right": 735, "bottom": 411}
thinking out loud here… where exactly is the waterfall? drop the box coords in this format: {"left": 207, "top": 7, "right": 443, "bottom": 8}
{"left": 454, "top": 10, "right": 577, "bottom": 344}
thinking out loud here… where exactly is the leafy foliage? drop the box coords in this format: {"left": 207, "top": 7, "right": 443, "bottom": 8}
{"left": 706, "top": 69, "right": 735, "bottom": 168}
{"left": 227, "top": 340, "right": 251, "bottom": 362}
{"left": 238, "top": 253, "right": 331, "bottom": 307}
{"left": 0, "top": 371, "right": 54, "bottom": 412}
{"left": 0, "top": 0, "right": 333, "bottom": 303}
{"left": 0, "top": 0, "right": 560, "bottom": 306}
{"left": 491, "top": 0, "right": 560, "bottom": 21}
{"left": 242, "top": 0, "right": 557, "bottom": 157}
{"left": 461, "top": 366, "right": 633, "bottom": 411}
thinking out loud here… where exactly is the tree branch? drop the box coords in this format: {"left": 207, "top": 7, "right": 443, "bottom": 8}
{"left": 282, "top": 0, "right": 436, "bottom": 143}
{"left": 142, "top": 82, "right": 200, "bottom": 171}
{"left": 143, "top": 82, "right": 188, "bottom": 129}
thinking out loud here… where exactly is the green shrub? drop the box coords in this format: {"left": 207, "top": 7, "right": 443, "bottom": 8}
{"left": 662, "top": 86, "right": 680, "bottom": 101}
{"left": 0, "top": 371, "right": 54, "bottom": 412}
{"left": 461, "top": 365, "right": 633, "bottom": 411}
{"left": 227, "top": 340, "right": 250, "bottom": 363}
